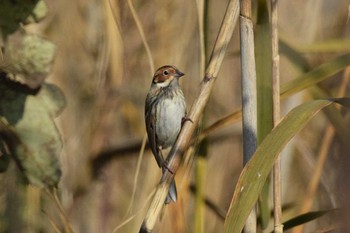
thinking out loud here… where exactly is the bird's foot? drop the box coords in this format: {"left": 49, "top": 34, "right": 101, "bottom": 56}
{"left": 181, "top": 116, "right": 193, "bottom": 127}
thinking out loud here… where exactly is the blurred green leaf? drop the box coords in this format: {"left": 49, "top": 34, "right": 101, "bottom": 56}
{"left": 281, "top": 53, "right": 350, "bottom": 98}
{"left": 281, "top": 209, "right": 333, "bottom": 231}
{"left": 279, "top": 39, "right": 310, "bottom": 72}
{"left": 0, "top": 0, "right": 47, "bottom": 37}
{"left": 279, "top": 34, "right": 350, "bottom": 54}
{"left": 5, "top": 33, "right": 56, "bottom": 89}
{"left": 0, "top": 80, "right": 65, "bottom": 188}
{"left": 296, "top": 39, "right": 350, "bottom": 53}
{"left": 223, "top": 98, "right": 350, "bottom": 233}
{"left": 40, "top": 83, "right": 67, "bottom": 118}
{"left": 255, "top": 0, "right": 273, "bottom": 145}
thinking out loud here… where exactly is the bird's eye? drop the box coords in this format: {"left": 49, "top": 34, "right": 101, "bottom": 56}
{"left": 163, "top": 70, "right": 169, "bottom": 75}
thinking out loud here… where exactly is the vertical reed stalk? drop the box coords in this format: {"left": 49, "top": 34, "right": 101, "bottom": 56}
{"left": 270, "top": 0, "right": 282, "bottom": 233}
{"left": 240, "top": 0, "right": 257, "bottom": 232}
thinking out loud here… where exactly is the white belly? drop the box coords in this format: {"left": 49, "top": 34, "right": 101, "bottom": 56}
{"left": 156, "top": 98, "right": 186, "bottom": 148}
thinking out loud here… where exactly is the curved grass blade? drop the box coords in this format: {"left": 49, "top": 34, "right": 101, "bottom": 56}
{"left": 223, "top": 98, "right": 350, "bottom": 233}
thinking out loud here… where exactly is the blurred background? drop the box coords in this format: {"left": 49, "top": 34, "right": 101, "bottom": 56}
{"left": 1, "top": 0, "right": 350, "bottom": 232}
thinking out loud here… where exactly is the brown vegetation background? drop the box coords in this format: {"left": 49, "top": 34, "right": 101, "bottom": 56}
{"left": 5, "top": 0, "right": 349, "bottom": 232}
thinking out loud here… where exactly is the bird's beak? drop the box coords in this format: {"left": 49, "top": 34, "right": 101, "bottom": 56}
{"left": 175, "top": 71, "right": 185, "bottom": 78}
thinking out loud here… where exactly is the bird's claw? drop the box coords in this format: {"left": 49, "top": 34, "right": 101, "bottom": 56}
{"left": 181, "top": 116, "right": 193, "bottom": 127}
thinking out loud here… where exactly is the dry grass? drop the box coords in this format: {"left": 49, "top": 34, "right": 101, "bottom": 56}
{"left": 1, "top": 0, "right": 350, "bottom": 232}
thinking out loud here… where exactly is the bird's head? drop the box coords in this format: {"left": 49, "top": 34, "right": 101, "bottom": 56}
{"left": 152, "top": 65, "right": 185, "bottom": 88}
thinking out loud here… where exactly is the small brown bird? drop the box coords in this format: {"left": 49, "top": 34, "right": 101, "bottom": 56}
{"left": 145, "top": 65, "right": 186, "bottom": 204}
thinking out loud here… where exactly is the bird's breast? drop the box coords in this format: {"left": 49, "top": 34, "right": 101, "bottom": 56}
{"left": 155, "top": 96, "right": 186, "bottom": 148}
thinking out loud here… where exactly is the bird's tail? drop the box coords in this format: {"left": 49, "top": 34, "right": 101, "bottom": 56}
{"left": 165, "top": 179, "right": 177, "bottom": 204}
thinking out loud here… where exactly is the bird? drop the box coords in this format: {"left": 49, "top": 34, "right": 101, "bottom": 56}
{"left": 145, "top": 65, "right": 186, "bottom": 204}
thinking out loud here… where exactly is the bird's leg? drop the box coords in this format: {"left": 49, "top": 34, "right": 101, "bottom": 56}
{"left": 181, "top": 116, "right": 193, "bottom": 127}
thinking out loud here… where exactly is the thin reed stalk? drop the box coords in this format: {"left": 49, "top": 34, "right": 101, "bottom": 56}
{"left": 271, "top": 0, "right": 283, "bottom": 232}
{"left": 240, "top": 0, "right": 257, "bottom": 232}
{"left": 124, "top": 134, "right": 148, "bottom": 216}
{"left": 44, "top": 189, "right": 74, "bottom": 233}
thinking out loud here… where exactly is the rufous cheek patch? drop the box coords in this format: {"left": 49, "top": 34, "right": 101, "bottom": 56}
{"left": 154, "top": 74, "right": 167, "bottom": 83}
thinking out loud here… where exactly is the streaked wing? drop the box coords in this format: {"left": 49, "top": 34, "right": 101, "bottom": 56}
{"left": 145, "top": 98, "right": 164, "bottom": 168}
